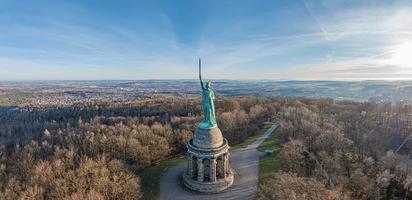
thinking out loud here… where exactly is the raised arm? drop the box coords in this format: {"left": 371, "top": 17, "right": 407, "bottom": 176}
{"left": 199, "top": 58, "right": 205, "bottom": 90}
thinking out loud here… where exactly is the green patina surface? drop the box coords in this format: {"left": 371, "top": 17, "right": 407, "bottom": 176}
{"left": 198, "top": 58, "right": 217, "bottom": 129}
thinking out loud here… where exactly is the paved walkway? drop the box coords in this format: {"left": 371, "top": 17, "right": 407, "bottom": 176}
{"left": 159, "top": 123, "right": 278, "bottom": 200}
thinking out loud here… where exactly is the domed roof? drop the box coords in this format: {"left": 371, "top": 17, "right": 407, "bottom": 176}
{"left": 192, "top": 127, "right": 224, "bottom": 149}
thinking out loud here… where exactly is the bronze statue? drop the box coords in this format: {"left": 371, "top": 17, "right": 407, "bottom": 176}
{"left": 198, "top": 58, "right": 217, "bottom": 129}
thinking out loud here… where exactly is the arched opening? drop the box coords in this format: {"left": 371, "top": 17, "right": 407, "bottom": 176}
{"left": 216, "top": 155, "right": 224, "bottom": 179}
{"left": 192, "top": 157, "right": 198, "bottom": 179}
{"left": 203, "top": 158, "right": 211, "bottom": 182}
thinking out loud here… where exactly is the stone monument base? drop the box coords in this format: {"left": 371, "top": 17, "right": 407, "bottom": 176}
{"left": 183, "top": 127, "right": 234, "bottom": 193}
{"left": 182, "top": 168, "right": 234, "bottom": 193}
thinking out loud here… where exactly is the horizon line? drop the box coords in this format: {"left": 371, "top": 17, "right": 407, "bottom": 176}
{"left": 1, "top": 79, "right": 412, "bottom": 82}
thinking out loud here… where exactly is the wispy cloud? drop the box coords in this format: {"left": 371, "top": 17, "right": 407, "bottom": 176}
{"left": 301, "top": 0, "right": 330, "bottom": 41}
{"left": 1, "top": 1, "right": 412, "bottom": 80}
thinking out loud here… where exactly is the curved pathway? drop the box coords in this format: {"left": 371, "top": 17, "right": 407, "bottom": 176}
{"left": 159, "top": 123, "right": 278, "bottom": 200}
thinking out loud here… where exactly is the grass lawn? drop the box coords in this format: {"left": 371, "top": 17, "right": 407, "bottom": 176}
{"left": 140, "top": 155, "right": 185, "bottom": 200}
{"left": 230, "top": 123, "right": 273, "bottom": 151}
{"left": 257, "top": 128, "right": 281, "bottom": 185}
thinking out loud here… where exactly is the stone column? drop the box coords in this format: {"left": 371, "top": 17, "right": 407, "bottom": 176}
{"left": 210, "top": 158, "right": 217, "bottom": 182}
{"left": 223, "top": 153, "right": 228, "bottom": 177}
{"left": 197, "top": 158, "right": 204, "bottom": 182}
{"left": 187, "top": 154, "right": 193, "bottom": 176}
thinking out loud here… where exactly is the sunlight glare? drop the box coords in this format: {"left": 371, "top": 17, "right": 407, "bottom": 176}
{"left": 389, "top": 41, "right": 412, "bottom": 67}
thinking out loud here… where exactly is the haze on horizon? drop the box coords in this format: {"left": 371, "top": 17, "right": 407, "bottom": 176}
{"left": 1, "top": 0, "right": 412, "bottom": 81}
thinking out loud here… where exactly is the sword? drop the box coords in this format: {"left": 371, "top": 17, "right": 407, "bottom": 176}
{"left": 199, "top": 58, "right": 202, "bottom": 81}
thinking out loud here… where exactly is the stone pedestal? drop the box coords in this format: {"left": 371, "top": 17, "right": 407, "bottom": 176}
{"left": 183, "top": 127, "right": 234, "bottom": 193}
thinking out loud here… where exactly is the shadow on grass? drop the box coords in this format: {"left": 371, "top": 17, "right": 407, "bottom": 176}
{"left": 230, "top": 124, "right": 273, "bottom": 151}
{"left": 257, "top": 128, "right": 281, "bottom": 186}
{"left": 140, "top": 155, "right": 185, "bottom": 200}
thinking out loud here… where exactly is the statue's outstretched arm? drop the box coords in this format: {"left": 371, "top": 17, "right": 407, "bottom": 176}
{"left": 200, "top": 78, "right": 205, "bottom": 91}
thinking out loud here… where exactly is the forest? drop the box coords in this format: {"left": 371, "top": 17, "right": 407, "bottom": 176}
{"left": 258, "top": 98, "right": 412, "bottom": 200}
{"left": 2, "top": 95, "right": 412, "bottom": 199}
{"left": 0, "top": 96, "right": 277, "bottom": 199}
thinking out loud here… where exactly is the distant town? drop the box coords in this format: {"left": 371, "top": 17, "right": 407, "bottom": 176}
{"left": 1, "top": 80, "right": 412, "bottom": 107}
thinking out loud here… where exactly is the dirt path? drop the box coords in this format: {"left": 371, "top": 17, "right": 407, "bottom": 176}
{"left": 159, "top": 124, "right": 278, "bottom": 200}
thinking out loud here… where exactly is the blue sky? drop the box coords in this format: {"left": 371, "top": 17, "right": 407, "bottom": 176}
{"left": 1, "top": 0, "right": 412, "bottom": 80}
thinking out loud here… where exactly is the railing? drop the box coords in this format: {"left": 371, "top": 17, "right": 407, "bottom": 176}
{"left": 395, "top": 134, "right": 412, "bottom": 153}
{"left": 303, "top": 148, "right": 336, "bottom": 189}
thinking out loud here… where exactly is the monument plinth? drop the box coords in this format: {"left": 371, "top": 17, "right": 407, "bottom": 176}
{"left": 182, "top": 59, "right": 234, "bottom": 193}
